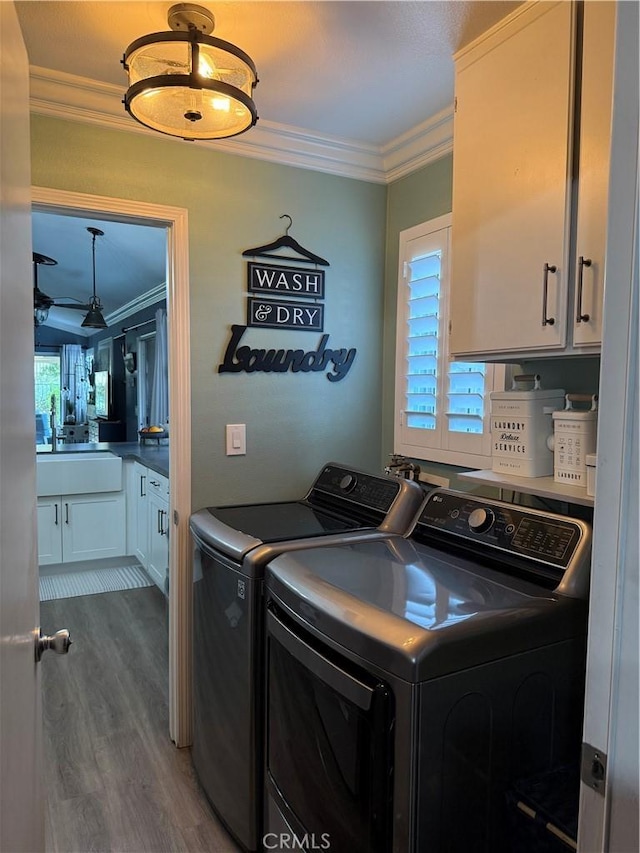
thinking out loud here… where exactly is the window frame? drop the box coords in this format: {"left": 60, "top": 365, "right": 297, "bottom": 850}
{"left": 394, "top": 214, "right": 504, "bottom": 468}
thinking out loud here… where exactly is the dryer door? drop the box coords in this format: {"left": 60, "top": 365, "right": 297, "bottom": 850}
{"left": 265, "top": 604, "right": 393, "bottom": 853}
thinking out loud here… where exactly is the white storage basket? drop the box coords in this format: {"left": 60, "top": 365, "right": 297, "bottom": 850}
{"left": 490, "top": 375, "right": 565, "bottom": 477}
{"left": 551, "top": 395, "right": 598, "bottom": 486}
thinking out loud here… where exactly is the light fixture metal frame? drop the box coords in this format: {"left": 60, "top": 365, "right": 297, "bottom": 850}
{"left": 81, "top": 227, "right": 108, "bottom": 330}
{"left": 122, "top": 25, "right": 259, "bottom": 141}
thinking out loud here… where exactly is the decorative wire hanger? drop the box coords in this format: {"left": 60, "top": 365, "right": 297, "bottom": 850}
{"left": 242, "top": 214, "right": 330, "bottom": 266}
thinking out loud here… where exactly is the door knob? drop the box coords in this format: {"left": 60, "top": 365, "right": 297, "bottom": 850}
{"left": 36, "top": 628, "right": 72, "bottom": 662}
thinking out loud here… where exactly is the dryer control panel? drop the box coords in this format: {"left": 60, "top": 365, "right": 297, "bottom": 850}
{"left": 415, "top": 489, "right": 592, "bottom": 597}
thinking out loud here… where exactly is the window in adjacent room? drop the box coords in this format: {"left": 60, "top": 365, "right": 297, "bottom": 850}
{"left": 34, "top": 353, "right": 61, "bottom": 443}
{"left": 394, "top": 214, "right": 504, "bottom": 468}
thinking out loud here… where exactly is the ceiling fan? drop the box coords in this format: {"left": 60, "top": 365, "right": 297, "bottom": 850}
{"left": 33, "top": 251, "right": 91, "bottom": 325}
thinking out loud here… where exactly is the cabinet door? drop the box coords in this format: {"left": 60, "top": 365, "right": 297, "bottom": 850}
{"left": 61, "top": 492, "right": 126, "bottom": 562}
{"left": 133, "top": 463, "right": 149, "bottom": 568}
{"left": 147, "top": 490, "right": 169, "bottom": 592}
{"left": 37, "top": 498, "right": 62, "bottom": 566}
{"left": 450, "top": 1, "right": 575, "bottom": 357}
{"left": 572, "top": 1, "right": 616, "bottom": 347}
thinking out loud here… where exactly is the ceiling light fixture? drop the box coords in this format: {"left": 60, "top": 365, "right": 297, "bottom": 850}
{"left": 81, "top": 227, "right": 108, "bottom": 330}
{"left": 33, "top": 252, "right": 57, "bottom": 326}
{"left": 121, "top": 3, "right": 258, "bottom": 141}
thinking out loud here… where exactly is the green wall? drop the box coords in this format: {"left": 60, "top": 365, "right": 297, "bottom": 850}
{"left": 31, "top": 115, "right": 387, "bottom": 509}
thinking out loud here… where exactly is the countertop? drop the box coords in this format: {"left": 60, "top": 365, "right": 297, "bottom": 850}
{"left": 36, "top": 441, "right": 170, "bottom": 479}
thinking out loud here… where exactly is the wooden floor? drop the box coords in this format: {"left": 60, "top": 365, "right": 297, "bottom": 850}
{"left": 40, "top": 587, "right": 241, "bottom": 853}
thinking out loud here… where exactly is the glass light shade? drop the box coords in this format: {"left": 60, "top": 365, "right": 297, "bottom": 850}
{"left": 34, "top": 305, "right": 50, "bottom": 326}
{"left": 123, "top": 31, "right": 258, "bottom": 140}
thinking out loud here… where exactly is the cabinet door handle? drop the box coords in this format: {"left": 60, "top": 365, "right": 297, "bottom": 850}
{"left": 54, "top": 503, "right": 58, "bottom": 526}
{"left": 576, "top": 256, "right": 592, "bottom": 323}
{"left": 542, "top": 263, "right": 557, "bottom": 326}
{"left": 158, "top": 509, "right": 162, "bottom": 535}
{"left": 150, "top": 480, "right": 160, "bottom": 488}
{"left": 65, "top": 503, "right": 69, "bottom": 525}
{"left": 140, "top": 475, "right": 146, "bottom": 497}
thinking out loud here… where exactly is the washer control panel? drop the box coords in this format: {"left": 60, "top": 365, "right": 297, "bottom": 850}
{"left": 312, "top": 464, "right": 403, "bottom": 512}
{"left": 417, "top": 489, "right": 587, "bottom": 571}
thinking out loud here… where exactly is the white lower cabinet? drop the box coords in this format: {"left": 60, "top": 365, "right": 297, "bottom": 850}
{"left": 146, "top": 474, "right": 169, "bottom": 592}
{"left": 131, "top": 461, "right": 149, "bottom": 568}
{"left": 37, "top": 491, "right": 126, "bottom": 566}
{"left": 37, "top": 498, "right": 63, "bottom": 564}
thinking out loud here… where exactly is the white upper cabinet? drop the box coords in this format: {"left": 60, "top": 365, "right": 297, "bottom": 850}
{"left": 571, "top": 1, "right": 616, "bottom": 346}
{"left": 450, "top": 1, "right": 615, "bottom": 360}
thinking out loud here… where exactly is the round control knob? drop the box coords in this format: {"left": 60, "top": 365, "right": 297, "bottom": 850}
{"left": 468, "top": 507, "right": 495, "bottom": 533}
{"left": 339, "top": 473, "right": 357, "bottom": 493}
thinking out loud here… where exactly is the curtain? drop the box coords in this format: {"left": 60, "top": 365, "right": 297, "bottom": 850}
{"left": 61, "top": 344, "right": 88, "bottom": 424}
{"left": 149, "top": 308, "right": 169, "bottom": 430}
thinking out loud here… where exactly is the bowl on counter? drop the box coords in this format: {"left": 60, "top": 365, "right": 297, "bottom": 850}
{"left": 139, "top": 428, "right": 168, "bottom": 445}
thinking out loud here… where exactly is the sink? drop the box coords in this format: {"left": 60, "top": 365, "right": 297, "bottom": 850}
{"left": 37, "top": 452, "right": 122, "bottom": 496}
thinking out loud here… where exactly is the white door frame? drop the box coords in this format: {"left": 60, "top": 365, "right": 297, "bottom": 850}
{"left": 578, "top": 2, "right": 639, "bottom": 849}
{"left": 32, "top": 187, "right": 193, "bottom": 747}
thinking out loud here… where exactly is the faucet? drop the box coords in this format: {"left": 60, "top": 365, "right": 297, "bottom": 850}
{"left": 385, "top": 453, "right": 421, "bottom": 481}
{"left": 50, "top": 394, "right": 58, "bottom": 453}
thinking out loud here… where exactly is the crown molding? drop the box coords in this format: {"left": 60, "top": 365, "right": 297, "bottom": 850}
{"left": 106, "top": 283, "right": 166, "bottom": 327}
{"left": 29, "top": 66, "right": 453, "bottom": 184}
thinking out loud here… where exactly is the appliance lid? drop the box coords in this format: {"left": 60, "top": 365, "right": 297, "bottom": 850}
{"left": 189, "top": 462, "right": 425, "bottom": 564}
{"left": 190, "top": 501, "right": 367, "bottom": 563}
{"left": 266, "top": 538, "right": 587, "bottom": 682}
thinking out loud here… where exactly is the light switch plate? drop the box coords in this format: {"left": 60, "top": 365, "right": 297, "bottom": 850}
{"left": 226, "top": 423, "right": 246, "bottom": 456}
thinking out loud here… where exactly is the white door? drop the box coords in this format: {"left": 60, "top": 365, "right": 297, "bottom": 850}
{"left": 0, "top": 4, "right": 45, "bottom": 851}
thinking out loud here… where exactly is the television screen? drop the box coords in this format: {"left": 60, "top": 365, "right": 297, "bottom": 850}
{"left": 94, "top": 371, "right": 110, "bottom": 418}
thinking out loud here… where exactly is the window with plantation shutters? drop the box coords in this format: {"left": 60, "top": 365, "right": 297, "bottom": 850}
{"left": 394, "top": 214, "right": 504, "bottom": 467}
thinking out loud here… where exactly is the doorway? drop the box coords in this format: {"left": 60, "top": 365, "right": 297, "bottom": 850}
{"left": 32, "top": 186, "right": 192, "bottom": 748}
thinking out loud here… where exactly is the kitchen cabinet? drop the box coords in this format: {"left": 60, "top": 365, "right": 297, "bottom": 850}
{"left": 146, "top": 473, "right": 169, "bottom": 592}
{"left": 131, "top": 461, "right": 149, "bottom": 568}
{"left": 37, "top": 498, "right": 63, "bottom": 564}
{"left": 450, "top": 1, "right": 615, "bottom": 360}
{"left": 37, "top": 491, "right": 126, "bottom": 566}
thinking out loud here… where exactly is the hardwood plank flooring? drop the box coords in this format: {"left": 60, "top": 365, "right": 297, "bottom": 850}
{"left": 40, "top": 587, "right": 241, "bottom": 853}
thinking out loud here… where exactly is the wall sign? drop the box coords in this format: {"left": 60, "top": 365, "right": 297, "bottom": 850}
{"left": 247, "top": 298, "right": 324, "bottom": 332}
{"left": 218, "top": 325, "right": 356, "bottom": 382}
{"left": 248, "top": 262, "right": 325, "bottom": 299}
{"left": 219, "top": 230, "right": 357, "bottom": 382}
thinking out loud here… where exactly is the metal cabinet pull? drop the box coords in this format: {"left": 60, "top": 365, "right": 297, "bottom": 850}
{"left": 576, "top": 256, "right": 592, "bottom": 323}
{"left": 158, "top": 509, "right": 163, "bottom": 535}
{"left": 150, "top": 480, "right": 160, "bottom": 487}
{"left": 65, "top": 503, "right": 69, "bottom": 524}
{"left": 54, "top": 503, "right": 58, "bottom": 525}
{"left": 140, "top": 475, "right": 146, "bottom": 497}
{"left": 542, "top": 263, "right": 557, "bottom": 326}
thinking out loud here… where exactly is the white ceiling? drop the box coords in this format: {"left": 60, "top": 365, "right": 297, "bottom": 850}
{"left": 32, "top": 212, "right": 167, "bottom": 335}
{"left": 19, "top": 1, "right": 521, "bottom": 332}
{"left": 17, "top": 1, "right": 520, "bottom": 146}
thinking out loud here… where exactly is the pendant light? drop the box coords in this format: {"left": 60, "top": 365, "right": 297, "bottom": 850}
{"left": 82, "top": 227, "right": 108, "bottom": 330}
{"left": 33, "top": 252, "right": 57, "bottom": 326}
{"left": 122, "top": 3, "right": 258, "bottom": 141}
